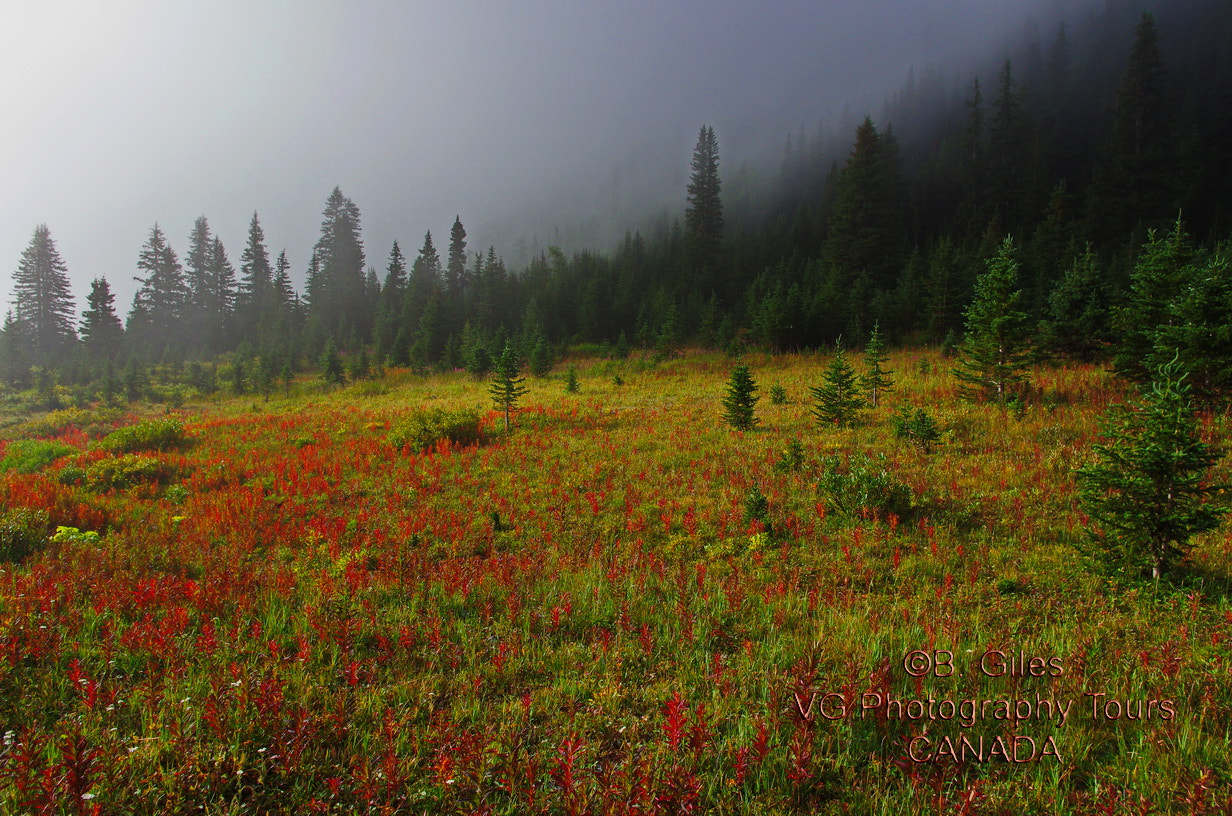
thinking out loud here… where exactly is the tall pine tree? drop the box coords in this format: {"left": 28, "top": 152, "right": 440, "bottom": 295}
{"left": 685, "top": 125, "right": 724, "bottom": 289}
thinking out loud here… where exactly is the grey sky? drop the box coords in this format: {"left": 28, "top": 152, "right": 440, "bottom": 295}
{"left": 1, "top": 1, "right": 1074, "bottom": 315}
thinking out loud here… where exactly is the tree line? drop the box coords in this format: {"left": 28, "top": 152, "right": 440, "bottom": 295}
{"left": 3, "top": 6, "right": 1231, "bottom": 403}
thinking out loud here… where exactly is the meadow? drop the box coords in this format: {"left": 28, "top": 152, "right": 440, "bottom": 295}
{"left": 0, "top": 349, "right": 1230, "bottom": 814}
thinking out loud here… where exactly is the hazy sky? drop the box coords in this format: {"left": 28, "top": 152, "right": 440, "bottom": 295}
{"left": 0, "top": 1, "right": 1072, "bottom": 315}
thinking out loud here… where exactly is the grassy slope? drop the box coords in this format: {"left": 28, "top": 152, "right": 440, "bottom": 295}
{"left": 0, "top": 349, "right": 1229, "bottom": 814}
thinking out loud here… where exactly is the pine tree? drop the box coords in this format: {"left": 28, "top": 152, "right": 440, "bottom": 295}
{"left": 721, "top": 364, "right": 760, "bottom": 431}
{"left": 1148, "top": 247, "right": 1232, "bottom": 405}
{"left": 565, "top": 366, "right": 580, "bottom": 393}
{"left": 11, "top": 224, "right": 77, "bottom": 360}
{"left": 953, "top": 236, "right": 1033, "bottom": 403}
{"left": 184, "top": 216, "right": 214, "bottom": 350}
{"left": 861, "top": 321, "right": 893, "bottom": 408}
{"left": 1078, "top": 355, "right": 1225, "bottom": 580}
{"left": 1042, "top": 244, "right": 1112, "bottom": 362}
{"left": 685, "top": 125, "right": 724, "bottom": 283}
{"left": 446, "top": 216, "right": 468, "bottom": 296}
{"left": 207, "top": 236, "right": 236, "bottom": 351}
{"left": 810, "top": 347, "right": 865, "bottom": 427}
{"left": 490, "top": 342, "right": 528, "bottom": 431}
{"left": 80, "top": 278, "right": 124, "bottom": 360}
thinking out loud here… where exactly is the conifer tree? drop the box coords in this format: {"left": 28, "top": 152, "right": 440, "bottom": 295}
{"left": 721, "top": 364, "right": 760, "bottom": 431}
{"left": 130, "top": 223, "right": 187, "bottom": 354}
{"left": 80, "top": 278, "right": 124, "bottom": 360}
{"left": 861, "top": 321, "right": 893, "bottom": 408}
{"left": 565, "top": 366, "right": 580, "bottom": 393}
{"left": 11, "top": 224, "right": 77, "bottom": 360}
{"left": 685, "top": 125, "right": 724, "bottom": 282}
{"left": 237, "top": 212, "right": 275, "bottom": 343}
{"left": 1113, "top": 219, "right": 1194, "bottom": 383}
{"left": 319, "top": 337, "right": 346, "bottom": 385}
{"left": 1078, "top": 355, "right": 1225, "bottom": 580}
{"left": 953, "top": 236, "right": 1032, "bottom": 403}
{"left": 490, "top": 342, "right": 528, "bottom": 431}
{"left": 810, "top": 347, "right": 865, "bottom": 427}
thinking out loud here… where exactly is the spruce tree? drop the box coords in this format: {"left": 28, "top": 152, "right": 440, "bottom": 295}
{"left": 80, "top": 278, "right": 124, "bottom": 360}
{"left": 685, "top": 125, "right": 724, "bottom": 281}
{"left": 953, "top": 236, "right": 1033, "bottom": 403}
{"left": 810, "top": 347, "right": 865, "bottom": 427}
{"left": 1113, "top": 219, "right": 1194, "bottom": 383}
{"left": 565, "top": 366, "right": 580, "bottom": 394}
{"left": 861, "top": 321, "right": 893, "bottom": 408}
{"left": 721, "top": 364, "right": 759, "bottom": 431}
{"left": 490, "top": 342, "right": 528, "bottom": 431}
{"left": 11, "top": 224, "right": 77, "bottom": 360}
{"left": 1078, "top": 355, "right": 1225, "bottom": 580}
{"left": 319, "top": 337, "right": 346, "bottom": 385}
{"left": 130, "top": 223, "right": 187, "bottom": 354}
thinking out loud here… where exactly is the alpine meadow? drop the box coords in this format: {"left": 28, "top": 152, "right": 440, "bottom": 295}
{"left": 3, "top": 1, "right": 1232, "bottom": 813}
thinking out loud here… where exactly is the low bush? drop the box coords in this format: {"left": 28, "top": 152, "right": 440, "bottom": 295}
{"left": 85, "top": 453, "right": 179, "bottom": 491}
{"left": 818, "top": 454, "right": 914, "bottom": 519}
{"left": 892, "top": 406, "right": 941, "bottom": 452}
{"left": 99, "top": 417, "right": 187, "bottom": 453}
{"left": 0, "top": 439, "right": 77, "bottom": 474}
{"left": 389, "top": 408, "right": 483, "bottom": 453}
{"left": 0, "top": 507, "right": 50, "bottom": 562}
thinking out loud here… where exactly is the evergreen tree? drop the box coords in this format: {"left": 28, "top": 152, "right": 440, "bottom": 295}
{"left": 1, "top": 311, "right": 31, "bottom": 388}
{"left": 80, "top": 278, "right": 124, "bottom": 360}
{"left": 1078, "top": 355, "right": 1225, "bottom": 580}
{"left": 1042, "top": 244, "right": 1112, "bottom": 362}
{"left": 11, "top": 224, "right": 76, "bottom": 360}
{"left": 1087, "top": 12, "right": 1176, "bottom": 241}
{"left": 721, "top": 364, "right": 760, "bottom": 431}
{"left": 308, "top": 188, "right": 366, "bottom": 342}
{"left": 1113, "top": 219, "right": 1195, "bottom": 383}
{"left": 826, "top": 117, "right": 905, "bottom": 291}
{"left": 490, "top": 342, "right": 528, "bottom": 431}
{"left": 130, "top": 223, "right": 187, "bottom": 354}
{"left": 861, "top": 321, "right": 893, "bottom": 408}
{"left": 184, "top": 216, "right": 215, "bottom": 349}
{"left": 319, "top": 337, "right": 346, "bottom": 385}
{"left": 685, "top": 125, "right": 724, "bottom": 285}
{"left": 565, "top": 366, "right": 580, "bottom": 393}
{"left": 1148, "top": 246, "right": 1232, "bottom": 405}
{"left": 446, "top": 215, "right": 468, "bottom": 296}
{"left": 207, "top": 236, "right": 237, "bottom": 351}
{"left": 810, "top": 347, "right": 865, "bottom": 427}
{"left": 237, "top": 212, "right": 275, "bottom": 343}
{"left": 953, "top": 236, "right": 1033, "bottom": 403}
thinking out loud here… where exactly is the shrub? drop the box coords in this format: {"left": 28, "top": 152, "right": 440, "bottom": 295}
{"left": 85, "top": 454, "right": 179, "bottom": 491}
{"left": 390, "top": 408, "right": 483, "bottom": 453}
{"left": 818, "top": 454, "right": 913, "bottom": 519}
{"left": 0, "top": 507, "right": 50, "bottom": 562}
{"left": 722, "top": 365, "right": 760, "bottom": 431}
{"left": 743, "top": 486, "right": 772, "bottom": 534}
{"left": 769, "top": 384, "right": 787, "bottom": 405}
{"left": 0, "top": 439, "right": 77, "bottom": 474}
{"left": 99, "top": 417, "right": 187, "bottom": 453}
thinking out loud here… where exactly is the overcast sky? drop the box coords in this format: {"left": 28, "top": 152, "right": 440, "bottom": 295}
{"left": 0, "top": 1, "right": 1075, "bottom": 315}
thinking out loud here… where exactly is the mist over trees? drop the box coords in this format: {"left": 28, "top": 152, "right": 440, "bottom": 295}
{"left": 3, "top": 1, "right": 1232, "bottom": 404}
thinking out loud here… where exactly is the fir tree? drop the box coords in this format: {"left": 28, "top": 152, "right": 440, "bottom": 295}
{"left": 1078, "top": 355, "right": 1226, "bottom": 580}
{"left": 861, "top": 321, "right": 893, "bottom": 408}
{"left": 565, "top": 366, "right": 580, "bottom": 393}
{"left": 721, "top": 364, "right": 760, "bottom": 431}
{"left": 130, "top": 223, "right": 187, "bottom": 354}
{"left": 810, "top": 347, "right": 865, "bottom": 427}
{"left": 490, "top": 342, "right": 528, "bottom": 431}
{"left": 1113, "top": 219, "right": 1194, "bottom": 383}
{"left": 11, "top": 224, "right": 77, "bottom": 360}
{"left": 80, "top": 278, "right": 124, "bottom": 360}
{"left": 319, "top": 337, "right": 346, "bottom": 385}
{"left": 953, "top": 236, "right": 1033, "bottom": 403}
{"left": 685, "top": 125, "right": 724, "bottom": 282}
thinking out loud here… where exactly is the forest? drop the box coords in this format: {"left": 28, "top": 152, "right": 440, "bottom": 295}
{"left": 3, "top": 1, "right": 1231, "bottom": 405}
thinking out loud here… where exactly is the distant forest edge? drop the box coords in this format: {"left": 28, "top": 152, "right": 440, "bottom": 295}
{"left": 4, "top": 1, "right": 1232, "bottom": 403}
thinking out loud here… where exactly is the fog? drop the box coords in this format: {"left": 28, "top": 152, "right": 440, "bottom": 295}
{"left": 0, "top": 0, "right": 1081, "bottom": 314}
